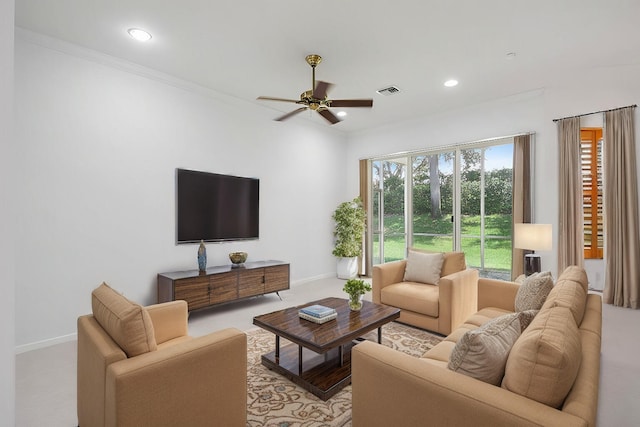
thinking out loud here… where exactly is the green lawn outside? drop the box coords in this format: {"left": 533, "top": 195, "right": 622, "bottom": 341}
{"left": 373, "top": 214, "right": 512, "bottom": 276}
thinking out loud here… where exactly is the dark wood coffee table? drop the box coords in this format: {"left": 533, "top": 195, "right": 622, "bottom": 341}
{"left": 252, "top": 296, "right": 400, "bottom": 400}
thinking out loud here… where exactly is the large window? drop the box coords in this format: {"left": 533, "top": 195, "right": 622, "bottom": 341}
{"left": 369, "top": 138, "right": 516, "bottom": 279}
{"left": 581, "top": 128, "right": 604, "bottom": 259}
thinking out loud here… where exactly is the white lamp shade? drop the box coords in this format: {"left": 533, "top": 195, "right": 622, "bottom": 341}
{"left": 514, "top": 223, "right": 552, "bottom": 251}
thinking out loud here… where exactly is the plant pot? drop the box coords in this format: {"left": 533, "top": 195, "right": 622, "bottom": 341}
{"left": 348, "top": 295, "right": 363, "bottom": 311}
{"left": 336, "top": 257, "right": 358, "bottom": 279}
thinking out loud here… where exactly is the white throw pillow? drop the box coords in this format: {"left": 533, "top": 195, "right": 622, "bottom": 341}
{"left": 403, "top": 251, "right": 445, "bottom": 284}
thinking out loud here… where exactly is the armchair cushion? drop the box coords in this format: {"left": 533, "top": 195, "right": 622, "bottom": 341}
{"left": 92, "top": 283, "right": 157, "bottom": 357}
{"left": 403, "top": 250, "right": 444, "bottom": 284}
{"left": 381, "top": 282, "right": 439, "bottom": 317}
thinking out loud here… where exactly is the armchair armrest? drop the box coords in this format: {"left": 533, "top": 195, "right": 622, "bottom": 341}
{"left": 437, "top": 268, "right": 479, "bottom": 335}
{"left": 477, "top": 278, "right": 520, "bottom": 312}
{"left": 145, "top": 300, "right": 189, "bottom": 345}
{"left": 352, "top": 341, "right": 585, "bottom": 427}
{"left": 372, "top": 260, "right": 407, "bottom": 304}
{"left": 105, "top": 328, "right": 247, "bottom": 427}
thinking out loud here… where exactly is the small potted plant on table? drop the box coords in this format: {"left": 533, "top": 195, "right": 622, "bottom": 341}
{"left": 343, "top": 278, "right": 372, "bottom": 311}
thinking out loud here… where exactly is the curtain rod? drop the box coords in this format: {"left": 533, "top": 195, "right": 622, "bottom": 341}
{"left": 552, "top": 104, "right": 637, "bottom": 122}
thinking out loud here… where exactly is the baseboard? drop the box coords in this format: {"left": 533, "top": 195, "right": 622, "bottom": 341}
{"left": 15, "top": 332, "right": 77, "bottom": 354}
{"left": 290, "top": 272, "right": 337, "bottom": 286}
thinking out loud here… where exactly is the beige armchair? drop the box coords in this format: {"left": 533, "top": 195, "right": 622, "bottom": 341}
{"left": 372, "top": 251, "right": 478, "bottom": 335}
{"left": 77, "top": 283, "right": 247, "bottom": 427}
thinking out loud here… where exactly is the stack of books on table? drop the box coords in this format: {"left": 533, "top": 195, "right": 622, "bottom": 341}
{"left": 298, "top": 304, "right": 337, "bottom": 324}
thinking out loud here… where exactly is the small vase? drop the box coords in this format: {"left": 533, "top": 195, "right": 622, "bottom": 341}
{"left": 197, "top": 240, "right": 207, "bottom": 272}
{"left": 349, "top": 295, "right": 363, "bottom": 311}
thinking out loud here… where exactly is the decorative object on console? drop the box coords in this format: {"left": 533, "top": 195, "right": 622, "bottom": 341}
{"left": 197, "top": 240, "right": 207, "bottom": 272}
{"left": 514, "top": 223, "right": 552, "bottom": 276}
{"left": 332, "top": 197, "right": 366, "bottom": 279}
{"left": 229, "top": 251, "right": 248, "bottom": 266}
{"left": 343, "top": 278, "right": 372, "bottom": 311}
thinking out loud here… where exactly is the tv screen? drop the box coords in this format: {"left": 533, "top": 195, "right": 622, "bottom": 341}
{"left": 176, "top": 168, "right": 259, "bottom": 243}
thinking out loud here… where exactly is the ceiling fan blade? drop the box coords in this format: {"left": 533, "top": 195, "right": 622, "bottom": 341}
{"left": 275, "top": 107, "right": 307, "bottom": 121}
{"left": 330, "top": 99, "right": 374, "bottom": 108}
{"left": 313, "top": 81, "right": 334, "bottom": 99}
{"left": 317, "top": 108, "right": 341, "bottom": 125}
{"left": 257, "top": 96, "right": 300, "bottom": 103}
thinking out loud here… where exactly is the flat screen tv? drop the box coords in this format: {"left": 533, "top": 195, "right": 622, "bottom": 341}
{"left": 176, "top": 168, "right": 259, "bottom": 243}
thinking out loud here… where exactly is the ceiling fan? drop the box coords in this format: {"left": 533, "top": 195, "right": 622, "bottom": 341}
{"left": 257, "top": 54, "right": 373, "bottom": 125}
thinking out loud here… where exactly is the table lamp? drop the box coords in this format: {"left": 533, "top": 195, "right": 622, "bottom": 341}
{"left": 514, "top": 223, "right": 552, "bottom": 276}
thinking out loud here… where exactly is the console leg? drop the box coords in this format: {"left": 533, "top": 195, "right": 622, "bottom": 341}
{"left": 275, "top": 291, "right": 282, "bottom": 301}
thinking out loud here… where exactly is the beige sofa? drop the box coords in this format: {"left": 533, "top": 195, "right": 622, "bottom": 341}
{"left": 353, "top": 266, "right": 601, "bottom": 427}
{"left": 372, "top": 251, "right": 479, "bottom": 335}
{"left": 77, "top": 283, "right": 247, "bottom": 427}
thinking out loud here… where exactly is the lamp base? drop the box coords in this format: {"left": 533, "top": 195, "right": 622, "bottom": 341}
{"left": 524, "top": 254, "right": 541, "bottom": 276}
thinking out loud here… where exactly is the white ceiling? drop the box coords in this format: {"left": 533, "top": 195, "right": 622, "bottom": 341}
{"left": 14, "top": 0, "right": 640, "bottom": 133}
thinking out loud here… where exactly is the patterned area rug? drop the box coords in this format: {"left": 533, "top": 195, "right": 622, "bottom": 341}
{"left": 246, "top": 321, "right": 443, "bottom": 427}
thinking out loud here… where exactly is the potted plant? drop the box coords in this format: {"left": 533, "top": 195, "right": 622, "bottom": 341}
{"left": 332, "top": 197, "right": 366, "bottom": 279}
{"left": 343, "top": 278, "right": 372, "bottom": 311}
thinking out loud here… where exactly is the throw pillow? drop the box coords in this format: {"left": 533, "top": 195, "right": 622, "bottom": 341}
{"left": 403, "top": 250, "right": 445, "bottom": 284}
{"left": 411, "top": 248, "right": 466, "bottom": 277}
{"left": 91, "top": 282, "right": 157, "bottom": 357}
{"left": 517, "top": 309, "right": 539, "bottom": 332}
{"left": 515, "top": 271, "right": 554, "bottom": 311}
{"left": 447, "top": 313, "right": 521, "bottom": 385}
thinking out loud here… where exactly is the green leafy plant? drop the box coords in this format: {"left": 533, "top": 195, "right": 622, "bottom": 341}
{"left": 342, "top": 278, "right": 372, "bottom": 301}
{"left": 332, "top": 197, "right": 366, "bottom": 258}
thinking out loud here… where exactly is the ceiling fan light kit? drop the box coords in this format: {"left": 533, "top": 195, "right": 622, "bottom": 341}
{"left": 257, "top": 54, "right": 373, "bottom": 125}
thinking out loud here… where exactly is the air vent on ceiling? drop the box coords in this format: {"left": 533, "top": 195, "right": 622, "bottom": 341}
{"left": 376, "top": 85, "right": 401, "bottom": 96}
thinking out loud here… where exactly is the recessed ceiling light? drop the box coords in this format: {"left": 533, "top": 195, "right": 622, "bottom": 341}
{"left": 337, "top": 111, "right": 347, "bottom": 117}
{"left": 127, "top": 28, "right": 152, "bottom": 42}
{"left": 444, "top": 79, "right": 459, "bottom": 88}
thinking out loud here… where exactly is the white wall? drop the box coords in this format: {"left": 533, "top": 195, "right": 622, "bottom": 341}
{"left": 347, "top": 64, "right": 640, "bottom": 287}
{"left": 1, "top": 0, "right": 15, "bottom": 423}
{"left": 14, "top": 33, "right": 348, "bottom": 349}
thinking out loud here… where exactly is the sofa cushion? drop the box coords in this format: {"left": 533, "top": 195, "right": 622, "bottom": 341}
{"left": 91, "top": 282, "right": 157, "bottom": 357}
{"left": 412, "top": 249, "right": 466, "bottom": 277}
{"left": 542, "top": 267, "right": 588, "bottom": 325}
{"left": 502, "top": 306, "right": 581, "bottom": 408}
{"left": 380, "top": 282, "right": 439, "bottom": 317}
{"left": 515, "top": 271, "right": 554, "bottom": 311}
{"left": 403, "top": 250, "right": 444, "bottom": 284}
{"left": 447, "top": 312, "right": 522, "bottom": 385}
{"left": 556, "top": 265, "right": 589, "bottom": 293}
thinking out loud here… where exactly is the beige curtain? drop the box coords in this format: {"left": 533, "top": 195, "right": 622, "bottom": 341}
{"left": 603, "top": 107, "right": 639, "bottom": 308}
{"left": 359, "top": 159, "right": 372, "bottom": 277}
{"left": 511, "top": 134, "right": 532, "bottom": 279}
{"left": 557, "top": 117, "right": 584, "bottom": 271}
